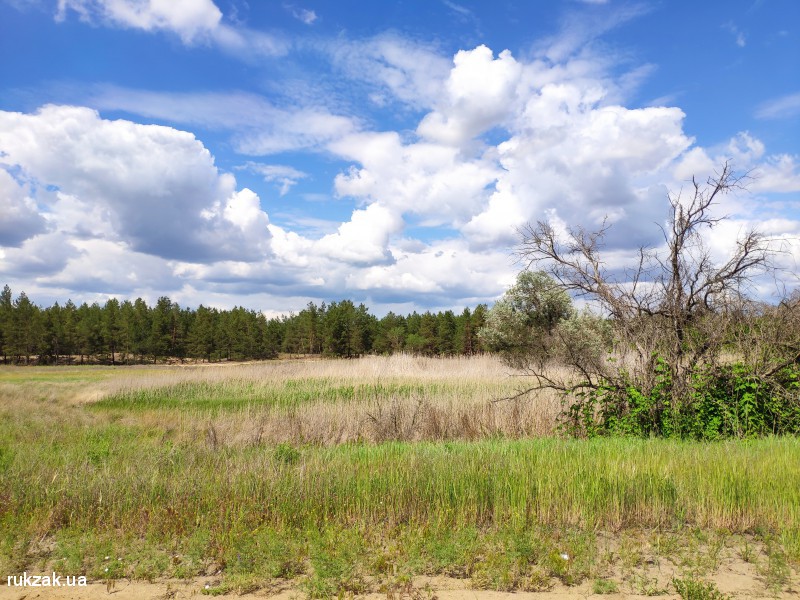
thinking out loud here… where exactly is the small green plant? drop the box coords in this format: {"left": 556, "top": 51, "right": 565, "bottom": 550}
{"left": 631, "top": 573, "right": 668, "bottom": 596}
{"left": 672, "top": 576, "right": 731, "bottom": 600}
{"left": 592, "top": 578, "right": 619, "bottom": 594}
{"left": 760, "top": 537, "right": 790, "bottom": 595}
{"left": 651, "top": 532, "right": 681, "bottom": 559}
{"left": 739, "top": 538, "right": 756, "bottom": 563}
{"left": 273, "top": 443, "right": 300, "bottom": 464}
{"left": 519, "top": 566, "right": 552, "bottom": 592}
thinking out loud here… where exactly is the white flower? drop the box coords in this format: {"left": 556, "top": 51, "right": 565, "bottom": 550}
{"left": 560, "top": 552, "right": 570, "bottom": 561}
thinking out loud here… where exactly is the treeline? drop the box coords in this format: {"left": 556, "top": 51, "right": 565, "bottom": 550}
{"left": 0, "top": 285, "right": 489, "bottom": 365}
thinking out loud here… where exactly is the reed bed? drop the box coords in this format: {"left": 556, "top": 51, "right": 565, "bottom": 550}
{"left": 90, "top": 354, "right": 564, "bottom": 444}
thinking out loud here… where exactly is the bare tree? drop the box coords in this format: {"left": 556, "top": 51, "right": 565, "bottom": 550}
{"left": 513, "top": 162, "right": 798, "bottom": 436}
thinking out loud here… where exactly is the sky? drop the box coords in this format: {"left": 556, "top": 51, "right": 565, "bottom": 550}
{"left": 0, "top": 0, "right": 799, "bottom": 317}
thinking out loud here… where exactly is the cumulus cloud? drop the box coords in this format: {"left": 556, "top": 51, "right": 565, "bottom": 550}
{"left": 0, "top": 232, "right": 79, "bottom": 277}
{"left": 418, "top": 45, "right": 522, "bottom": 146}
{"left": 436, "top": 65, "right": 694, "bottom": 249}
{"left": 345, "top": 237, "right": 512, "bottom": 305}
{"left": 3, "top": 23, "right": 798, "bottom": 312}
{"left": 0, "top": 105, "right": 272, "bottom": 263}
{"left": 315, "top": 203, "right": 403, "bottom": 266}
{"left": 751, "top": 154, "right": 800, "bottom": 193}
{"left": 0, "top": 169, "right": 47, "bottom": 246}
{"left": 41, "top": 238, "right": 179, "bottom": 294}
{"left": 330, "top": 131, "right": 499, "bottom": 226}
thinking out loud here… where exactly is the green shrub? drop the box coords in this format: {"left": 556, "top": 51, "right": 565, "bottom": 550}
{"left": 672, "top": 576, "right": 731, "bottom": 600}
{"left": 561, "top": 359, "right": 800, "bottom": 440}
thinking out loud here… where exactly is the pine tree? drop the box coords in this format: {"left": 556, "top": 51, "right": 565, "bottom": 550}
{"left": 0, "top": 285, "right": 12, "bottom": 364}
{"left": 62, "top": 300, "right": 78, "bottom": 362}
{"left": 436, "top": 310, "right": 457, "bottom": 355}
{"left": 187, "top": 305, "right": 216, "bottom": 361}
{"left": 102, "top": 298, "right": 123, "bottom": 365}
{"left": 11, "top": 292, "right": 42, "bottom": 364}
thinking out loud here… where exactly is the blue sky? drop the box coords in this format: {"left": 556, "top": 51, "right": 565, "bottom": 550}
{"left": 0, "top": 0, "right": 798, "bottom": 316}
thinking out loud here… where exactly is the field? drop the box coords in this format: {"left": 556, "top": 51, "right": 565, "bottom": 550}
{"left": 1, "top": 356, "right": 799, "bottom": 599}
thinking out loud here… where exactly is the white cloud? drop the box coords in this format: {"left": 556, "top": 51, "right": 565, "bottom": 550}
{"left": 330, "top": 131, "right": 499, "bottom": 226}
{"left": 56, "top": 0, "right": 223, "bottom": 43}
{"left": 290, "top": 7, "right": 317, "bottom": 25}
{"left": 211, "top": 23, "right": 288, "bottom": 58}
{"left": 346, "top": 238, "right": 511, "bottom": 302}
{"left": 90, "top": 87, "right": 275, "bottom": 130}
{"left": 239, "top": 162, "right": 308, "bottom": 196}
{"left": 237, "top": 109, "right": 357, "bottom": 155}
{"left": 418, "top": 45, "right": 522, "bottom": 146}
{"left": 722, "top": 21, "right": 746, "bottom": 48}
{"left": 315, "top": 203, "right": 403, "bottom": 266}
{"left": 327, "top": 33, "right": 451, "bottom": 110}
{"left": 0, "top": 169, "right": 47, "bottom": 246}
{"left": 0, "top": 232, "right": 79, "bottom": 277}
{"left": 674, "top": 132, "right": 800, "bottom": 199}
{"left": 725, "top": 131, "right": 765, "bottom": 164}
{"left": 55, "top": 0, "right": 287, "bottom": 56}
{"left": 3, "top": 26, "right": 798, "bottom": 313}
{"left": 750, "top": 154, "right": 800, "bottom": 193}
{"left": 535, "top": 3, "right": 651, "bottom": 63}
{"left": 461, "top": 89, "right": 693, "bottom": 248}
{"left": 0, "top": 105, "right": 272, "bottom": 263}
{"left": 756, "top": 92, "right": 800, "bottom": 120}
{"left": 41, "top": 238, "right": 178, "bottom": 294}
{"left": 442, "top": 1, "right": 472, "bottom": 18}
{"left": 89, "top": 87, "right": 358, "bottom": 154}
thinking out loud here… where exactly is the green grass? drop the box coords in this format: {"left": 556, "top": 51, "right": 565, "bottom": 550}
{"left": 672, "top": 576, "right": 732, "bottom": 600}
{"left": 1, "top": 360, "right": 799, "bottom": 596}
{"left": 0, "top": 365, "right": 123, "bottom": 384}
{"left": 92, "top": 379, "right": 494, "bottom": 412}
{"left": 3, "top": 425, "right": 800, "bottom": 539}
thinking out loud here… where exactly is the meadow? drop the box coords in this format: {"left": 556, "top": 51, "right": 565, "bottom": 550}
{"left": 1, "top": 356, "right": 798, "bottom": 598}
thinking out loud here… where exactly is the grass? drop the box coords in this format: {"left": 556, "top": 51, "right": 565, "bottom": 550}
{"left": 83, "top": 355, "right": 562, "bottom": 444}
{"left": 0, "top": 355, "right": 798, "bottom": 596}
{"left": 672, "top": 576, "right": 732, "bottom": 600}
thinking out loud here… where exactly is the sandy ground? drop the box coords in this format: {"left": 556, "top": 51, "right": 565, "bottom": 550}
{"left": 2, "top": 562, "right": 798, "bottom": 600}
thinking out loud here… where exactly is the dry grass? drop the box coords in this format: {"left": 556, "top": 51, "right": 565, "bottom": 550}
{"left": 89, "top": 354, "right": 565, "bottom": 446}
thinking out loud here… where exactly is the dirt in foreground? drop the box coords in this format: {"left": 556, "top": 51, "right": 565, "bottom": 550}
{"left": 1, "top": 556, "right": 798, "bottom": 600}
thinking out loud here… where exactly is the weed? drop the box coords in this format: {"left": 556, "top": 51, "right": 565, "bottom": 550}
{"left": 651, "top": 532, "right": 681, "bottom": 559}
{"left": 760, "top": 535, "right": 791, "bottom": 595}
{"left": 740, "top": 538, "right": 756, "bottom": 563}
{"left": 672, "top": 576, "right": 732, "bottom": 600}
{"left": 631, "top": 573, "right": 668, "bottom": 596}
{"left": 273, "top": 442, "right": 301, "bottom": 464}
{"left": 593, "top": 578, "right": 620, "bottom": 594}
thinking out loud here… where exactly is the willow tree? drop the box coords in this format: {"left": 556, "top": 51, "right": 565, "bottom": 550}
{"left": 514, "top": 163, "right": 799, "bottom": 437}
